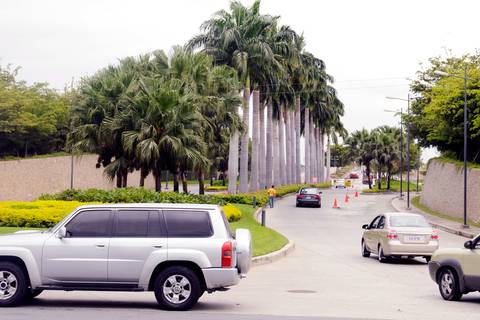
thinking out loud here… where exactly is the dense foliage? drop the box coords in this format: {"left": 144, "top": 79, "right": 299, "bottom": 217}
{"left": 410, "top": 53, "right": 480, "bottom": 163}
{"left": 0, "top": 65, "right": 70, "bottom": 157}
{"left": 345, "top": 126, "right": 420, "bottom": 189}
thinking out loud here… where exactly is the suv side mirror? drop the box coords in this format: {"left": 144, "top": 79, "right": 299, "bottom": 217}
{"left": 362, "top": 224, "right": 369, "bottom": 230}
{"left": 464, "top": 240, "right": 473, "bottom": 249}
{"left": 57, "top": 226, "right": 67, "bottom": 239}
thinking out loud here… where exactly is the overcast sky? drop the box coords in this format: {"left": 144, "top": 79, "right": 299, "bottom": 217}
{"left": 2, "top": 0, "right": 479, "bottom": 161}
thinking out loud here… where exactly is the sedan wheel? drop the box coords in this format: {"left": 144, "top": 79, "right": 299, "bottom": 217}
{"left": 361, "top": 240, "right": 370, "bottom": 257}
{"left": 378, "top": 245, "right": 387, "bottom": 263}
{"left": 439, "top": 269, "right": 462, "bottom": 301}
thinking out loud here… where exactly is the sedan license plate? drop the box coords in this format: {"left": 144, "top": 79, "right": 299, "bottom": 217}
{"left": 404, "top": 235, "right": 425, "bottom": 243}
{"left": 306, "top": 196, "right": 311, "bottom": 199}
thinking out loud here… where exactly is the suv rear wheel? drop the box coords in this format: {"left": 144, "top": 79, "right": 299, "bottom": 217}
{"left": 154, "top": 266, "right": 202, "bottom": 311}
{"left": 438, "top": 268, "right": 462, "bottom": 301}
{"left": 0, "top": 262, "right": 28, "bottom": 307}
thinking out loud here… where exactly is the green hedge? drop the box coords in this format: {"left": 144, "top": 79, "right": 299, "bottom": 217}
{"left": 40, "top": 183, "right": 331, "bottom": 207}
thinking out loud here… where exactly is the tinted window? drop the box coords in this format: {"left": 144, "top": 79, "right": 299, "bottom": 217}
{"left": 164, "top": 210, "right": 213, "bottom": 237}
{"left": 300, "top": 188, "right": 318, "bottom": 195}
{"left": 66, "top": 210, "right": 111, "bottom": 237}
{"left": 115, "top": 210, "right": 149, "bottom": 237}
{"left": 369, "top": 216, "right": 380, "bottom": 229}
{"left": 377, "top": 216, "right": 385, "bottom": 229}
{"left": 389, "top": 215, "right": 430, "bottom": 228}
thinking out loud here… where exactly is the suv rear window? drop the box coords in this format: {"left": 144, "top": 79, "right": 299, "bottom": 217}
{"left": 164, "top": 210, "right": 213, "bottom": 238}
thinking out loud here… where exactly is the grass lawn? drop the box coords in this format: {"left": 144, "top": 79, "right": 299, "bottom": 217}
{"left": 412, "top": 196, "right": 480, "bottom": 228}
{"left": 230, "top": 204, "right": 288, "bottom": 257}
{"left": 363, "top": 179, "right": 420, "bottom": 193}
{"left": 0, "top": 227, "right": 45, "bottom": 234}
{"left": 0, "top": 204, "right": 288, "bottom": 257}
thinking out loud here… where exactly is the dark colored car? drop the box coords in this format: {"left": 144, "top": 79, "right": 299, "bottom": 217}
{"left": 349, "top": 172, "right": 359, "bottom": 179}
{"left": 296, "top": 187, "right": 322, "bottom": 208}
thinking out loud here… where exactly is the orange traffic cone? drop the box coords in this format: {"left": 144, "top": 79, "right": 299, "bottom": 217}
{"left": 333, "top": 197, "right": 339, "bottom": 209}
{"left": 345, "top": 194, "right": 349, "bottom": 203}
{"left": 355, "top": 191, "right": 359, "bottom": 198}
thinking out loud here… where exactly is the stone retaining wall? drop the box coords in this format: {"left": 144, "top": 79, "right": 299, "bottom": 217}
{"left": 0, "top": 155, "right": 157, "bottom": 201}
{"left": 421, "top": 159, "right": 480, "bottom": 222}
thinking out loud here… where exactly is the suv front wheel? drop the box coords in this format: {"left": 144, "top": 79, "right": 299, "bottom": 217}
{"left": 154, "top": 266, "right": 202, "bottom": 311}
{"left": 0, "top": 262, "right": 28, "bottom": 307}
{"left": 438, "top": 268, "right": 462, "bottom": 301}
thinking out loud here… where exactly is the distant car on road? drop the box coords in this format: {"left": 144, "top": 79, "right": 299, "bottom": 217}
{"left": 361, "top": 212, "right": 439, "bottom": 263}
{"left": 349, "top": 172, "right": 359, "bottom": 179}
{"left": 334, "top": 179, "right": 346, "bottom": 189}
{"left": 296, "top": 187, "right": 322, "bottom": 208}
{"left": 0, "top": 203, "right": 252, "bottom": 310}
{"left": 428, "top": 234, "right": 480, "bottom": 301}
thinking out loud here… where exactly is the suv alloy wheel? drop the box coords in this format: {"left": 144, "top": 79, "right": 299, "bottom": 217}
{"left": 0, "top": 262, "right": 28, "bottom": 307}
{"left": 438, "top": 268, "right": 462, "bottom": 301}
{"left": 154, "top": 266, "right": 202, "bottom": 311}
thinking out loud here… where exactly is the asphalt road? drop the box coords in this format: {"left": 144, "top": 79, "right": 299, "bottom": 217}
{"left": 5, "top": 188, "right": 480, "bottom": 320}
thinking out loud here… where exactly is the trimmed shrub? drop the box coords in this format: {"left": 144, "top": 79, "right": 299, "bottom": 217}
{"left": 222, "top": 204, "right": 242, "bottom": 222}
{"left": 0, "top": 200, "right": 93, "bottom": 228}
{"left": 205, "top": 185, "right": 228, "bottom": 192}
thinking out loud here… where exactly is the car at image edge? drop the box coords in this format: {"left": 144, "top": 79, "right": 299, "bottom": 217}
{"left": 0, "top": 203, "right": 252, "bottom": 310}
{"left": 361, "top": 212, "right": 439, "bottom": 263}
{"left": 428, "top": 234, "right": 480, "bottom": 301}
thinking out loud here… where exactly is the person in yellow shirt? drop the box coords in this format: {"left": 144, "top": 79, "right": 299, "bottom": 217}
{"left": 267, "top": 185, "right": 277, "bottom": 208}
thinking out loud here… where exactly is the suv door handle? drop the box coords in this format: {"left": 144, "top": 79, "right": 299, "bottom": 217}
{"left": 95, "top": 244, "right": 105, "bottom": 248}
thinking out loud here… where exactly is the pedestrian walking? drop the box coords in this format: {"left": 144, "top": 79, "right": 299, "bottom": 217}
{"left": 267, "top": 185, "right": 277, "bottom": 208}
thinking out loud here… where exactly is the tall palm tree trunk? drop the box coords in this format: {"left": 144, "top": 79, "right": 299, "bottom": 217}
{"left": 181, "top": 171, "right": 188, "bottom": 194}
{"left": 250, "top": 90, "right": 260, "bottom": 191}
{"left": 273, "top": 119, "right": 280, "bottom": 186}
{"left": 279, "top": 106, "right": 286, "bottom": 185}
{"left": 319, "top": 132, "right": 325, "bottom": 183}
{"left": 284, "top": 109, "right": 291, "bottom": 185}
{"left": 304, "top": 108, "right": 310, "bottom": 184}
{"left": 291, "top": 110, "right": 296, "bottom": 184}
{"left": 309, "top": 119, "right": 315, "bottom": 183}
{"left": 326, "top": 133, "right": 331, "bottom": 182}
{"left": 239, "top": 87, "right": 250, "bottom": 193}
{"left": 295, "top": 97, "right": 301, "bottom": 184}
{"left": 198, "top": 169, "right": 205, "bottom": 195}
{"left": 173, "top": 171, "right": 179, "bottom": 192}
{"left": 266, "top": 99, "right": 273, "bottom": 187}
{"left": 259, "top": 102, "right": 266, "bottom": 189}
{"left": 314, "top": 128, "right": 319, "bottom": 182}
{"left": 227, "top": 130, "right": 240, "bottom": 194}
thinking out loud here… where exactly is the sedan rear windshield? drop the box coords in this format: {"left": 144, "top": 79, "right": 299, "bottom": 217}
{"left": 300, "top": 188, "right": 318, "bottom": 195}
{"left": 389, "top": 215, "right": 430, "bottom": 228}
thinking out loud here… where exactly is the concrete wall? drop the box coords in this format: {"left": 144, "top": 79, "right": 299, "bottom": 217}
{"left": 421, "top": 159, "right": 480, "bottom": 222}
{"left": 0, "top": 155, "right": 157, "bottom": 201}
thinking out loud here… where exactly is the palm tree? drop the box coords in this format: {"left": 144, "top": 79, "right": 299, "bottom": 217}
{"left": 188, "top": 0, "right": 280, "bottom": 193}
{"left": 346, "top": 129, "right": 375, "bottom": 189}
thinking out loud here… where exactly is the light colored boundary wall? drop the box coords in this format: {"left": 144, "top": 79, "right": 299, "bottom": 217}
{"left": 0, "top": 155, "right": 156, "bottom": 201}
{"left": 421, "top": 159, "right": 480, "bottom": 222}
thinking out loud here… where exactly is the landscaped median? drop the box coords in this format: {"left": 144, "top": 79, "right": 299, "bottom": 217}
{"left": 362, "top": 179, "right": 421, "bottom": 194}
{"left": 0, "top": 184, "right": 327, "bottom": 257}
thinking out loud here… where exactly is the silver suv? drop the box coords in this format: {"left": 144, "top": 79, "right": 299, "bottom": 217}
{"left": 0, "top": 203, "right": 252, "bottom": 310}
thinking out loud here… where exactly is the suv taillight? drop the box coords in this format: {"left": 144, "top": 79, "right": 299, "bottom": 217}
{"left": 387, "top": 230, "right": 398, "bottom": 240}
{"left": 222, "top": 241, "right": 233, "bottom": 268}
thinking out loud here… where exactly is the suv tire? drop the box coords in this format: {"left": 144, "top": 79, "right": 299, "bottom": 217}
{"left": 154, "top": 266, "right": 202, "bottom": 311}
{"left": 361, "top": 240, "right": 370, "bottom": 257}
{"left": 0, "top": 262, "right": 28, "bottom": 307}
{"left": 438, "top": 268, "right": 462, "bottom": 301}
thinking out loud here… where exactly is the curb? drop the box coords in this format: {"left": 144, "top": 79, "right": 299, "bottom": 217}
{"left": 252, "top": 240, "right": 295, "bottom": 267}
{"left": 250, "top": 204, "right": 295, "bottom": 267}
{"left": 390, "top": 196, "right": 476, "bottom": 239}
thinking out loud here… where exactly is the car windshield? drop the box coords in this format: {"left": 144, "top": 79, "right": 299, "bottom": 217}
{"left": 300, "top": 188, "right": 318, "bottom": 195}
{"left": 389, "top": 215, "right": 430, "bottom": 228}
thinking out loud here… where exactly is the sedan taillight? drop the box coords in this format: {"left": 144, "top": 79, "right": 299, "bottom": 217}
{"left": 387, "top": 230, "right": 398, "bottom": 239}
{"left": 297, "top": 194, "right": 305, "bottom": 199}
{"left": 431, "top": 230, "right": 439, "bottom": 240}
{"left": 222, "top": 241, "right": 233, "bottom": 268}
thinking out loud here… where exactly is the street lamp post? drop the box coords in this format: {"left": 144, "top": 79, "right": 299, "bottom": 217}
{"left": 434, "top": 68, "right": 470, "bottom": 228}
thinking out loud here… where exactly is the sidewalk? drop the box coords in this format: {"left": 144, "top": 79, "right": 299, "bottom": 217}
{"left": 391, "top": 195, "right": 480, "bottom": 239}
